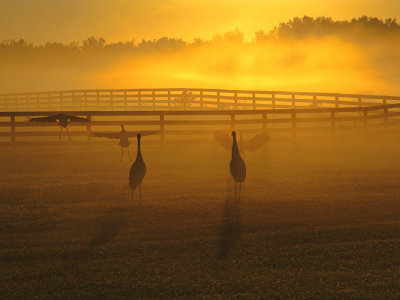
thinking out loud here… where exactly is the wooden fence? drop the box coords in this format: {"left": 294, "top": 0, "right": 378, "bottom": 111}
{"left": 1, "top": 88, "right": 400, "bottom": 111}
{"left": 1, "top": 103, "right": 400, "bottom": 147}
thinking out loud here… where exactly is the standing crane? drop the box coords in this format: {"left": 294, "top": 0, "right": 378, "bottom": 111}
{"left": 30, "top": 113, "right": 91, "bottom": 141}
{"left": 129, "top": 134, "right": 146, "bottom": 202}
{"left": 230, "top": 131, "right": 246, "bottom": 201}
{"left": 214, "top": 130, "right": 269, "bottom": 154}
{"left": 92, "top": 125, "right": 161, "bottom": 161}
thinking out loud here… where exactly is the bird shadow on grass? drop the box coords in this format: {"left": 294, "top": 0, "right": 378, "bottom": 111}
{"left": 216, "top": 192, "right": 243, "bottom": 259}
{"left": 72, "top": 206, "right": 127, "bottom": 262}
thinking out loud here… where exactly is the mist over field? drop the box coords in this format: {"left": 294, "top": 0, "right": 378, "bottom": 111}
{"left": 3, "top": 4, "right": 400, "bottom": 297}
{"left": 1, "top": 16, "right": 400, "bottom": 95}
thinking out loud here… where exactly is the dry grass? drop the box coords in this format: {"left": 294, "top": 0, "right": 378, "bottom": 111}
{"left": 1, "top": 134, "right": 400, "bottom": 299}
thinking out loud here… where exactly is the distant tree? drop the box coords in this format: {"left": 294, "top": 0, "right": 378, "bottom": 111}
{"left": 82, "top": 36, "right": 106, "bottom": 50}
{"left": 213, "top": 27, "right": 245, "bottom": 44}
{"left": 0, "top": 16, "right": 399, "bottom": 60}
{"left": 267, "top": 15, "right": 400, "bottom": 40}
{"left": 173, "top": 91, "right": 196, "bottom": 108}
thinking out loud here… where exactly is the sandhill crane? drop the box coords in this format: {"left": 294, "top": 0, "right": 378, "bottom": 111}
{"left": 214, "top": 130, "right": 269, "bottom": 154}
{"left": 129, "top": 134, "right": 146, "bottom": 202}
{"left": 30, "top": 113, "right": 91, "bottom": 141}
{"left": 92, "top": 125, "right": 161, "bottom": 161}
{"left": 230, "top": 131, "right": 246, "bottom": 201}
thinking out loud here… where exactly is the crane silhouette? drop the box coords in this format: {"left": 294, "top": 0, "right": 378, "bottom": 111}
{"left": 30, "top": 113, "right": 91, "bottom": 141}
{"left": 129, "top": 134, "right": 146, "bottom": 202}
{"left": 92, "top": 125, "right": 161, "bottom": 161}
{"left": 214, "top": 130, "right": 269, "bottom": 154}
{"left": 230, "top": 131, "right": 246, "bottom": 201}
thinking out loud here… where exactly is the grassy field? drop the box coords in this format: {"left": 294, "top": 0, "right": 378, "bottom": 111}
{"left": 1, "top": 133, "right": 400, "bottom": 299}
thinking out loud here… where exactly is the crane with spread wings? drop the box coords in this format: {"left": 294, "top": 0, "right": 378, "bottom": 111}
{"left": 214, "top": 130, "right": 270, "bottom": 154}
{"left": 91, "top": 125, "right": 161, "bottom": 161}
{"left": 30, "top": 113, "right": 91, "bottom": 141}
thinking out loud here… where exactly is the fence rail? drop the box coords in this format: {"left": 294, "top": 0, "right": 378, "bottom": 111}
{"left": 1, "top": 103, "right": 400, "bottom": 147}
{"left": 1, "top": 88, "right": 400, "bottom": 111}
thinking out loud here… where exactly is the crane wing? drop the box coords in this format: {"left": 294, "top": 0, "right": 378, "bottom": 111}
{"left": 30, "top": 114, "right": 90, "bottom": 123}
{"left": 127, "top": 130, "right": 162, "bottom": 137}
{"left": 244, "top": 132, "right": 270, "bottom": 152}
{"left": 91, "top": 132, "right": 120, "bottom": 139}
{"left": 214, "top": 131, "right": 231, "bottom": 152}
{"left": 30, "top": 114, "right": 61, "bottom": 123}
{"left": 65, "top": 115, "right": 91, "bottom": 122}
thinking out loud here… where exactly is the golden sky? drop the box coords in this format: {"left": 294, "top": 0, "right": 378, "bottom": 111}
{"left": 0, "top": 0, "right": 399, "bottom": 43}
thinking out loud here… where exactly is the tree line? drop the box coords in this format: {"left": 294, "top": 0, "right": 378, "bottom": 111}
{"left": 1, "top": 16, "right": 398, "bottom": 57}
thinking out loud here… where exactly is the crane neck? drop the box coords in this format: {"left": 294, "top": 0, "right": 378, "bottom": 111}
{"left": 137, "top": 136, "right": 142, "bottom": 158}
{"left": 232, "top": 134, "right": 240, "bottom": 158}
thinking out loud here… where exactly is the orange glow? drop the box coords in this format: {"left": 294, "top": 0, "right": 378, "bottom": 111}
{"left": 87, "top": 37, "right": 396, "bottom": 95}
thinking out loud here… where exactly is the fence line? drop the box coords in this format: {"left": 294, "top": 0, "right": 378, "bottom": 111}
{"left": 1, "top": 103, "right": 400, "bottom": 147}
{"left": 1, "top": 88, "right": 400, "bottom": 111}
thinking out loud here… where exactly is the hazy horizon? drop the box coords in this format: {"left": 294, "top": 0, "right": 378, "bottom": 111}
{"left": 1, "top": 15, "right": 400, "bottom": 95}
{"left": 1, "top": 0, "right": 399, "bottom": 44}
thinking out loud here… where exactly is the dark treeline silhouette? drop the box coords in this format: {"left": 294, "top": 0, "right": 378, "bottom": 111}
{"left": 256, "top": 16, "right": 400, "bottom": 42}
{"left": 1, "top": 16, "right": 399, "bottom": 60}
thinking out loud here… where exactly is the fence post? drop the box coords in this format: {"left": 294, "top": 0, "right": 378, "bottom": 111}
{"left": 84, "top": 91, "right": 87, "bottom": 110}
{"left": 330, "top": 111, "right": 336, "bottom": 136}
{"left": 72, "top": 92, "right": 76, "bottom": 110}
{"left": 363, "top": 110, "right": 368, "bottom": 132}
{"left": 384, "top": 107, "right": 388, "bottom": 131}
{"left": 292, "top": 94, "right": 295, "bottom": 108}
{"left": 231, "top": 114, "right": 235, "bottom": 132}
{"left": 291, "top": 112, "right": 296, "bottom": 138}
{"left": 383, "top": 97, "right": 387, "bottom": 131}
{"left": 217, "top": 91, "right": 221, "bottom": 109}
{"left": 382, "top": 98, "right": 388, "bottom": 132}
{"left": 60, "top": 92, "right": 64, "bottom": 109}
{"left": 96, "top": 91, "right": 100, "bottom": 109}
{"left": 152, "top": 90, "right": 156, "bottom": 109}
{"left": 252, "top": 92, "right": 256, "bottom": 110}
{"left": 86, "top": 114, "right": 92, "bottom": 150}
{"left": 199, "top": 90, "right": 203, "bottom": 108}
{"left": 262, "top": 113, "right": 267, "bottom": 131}
{"left": 168, "top": 90, "right": 171, "bottom": 108}
{"left": 313, "top": 95, "right": 317, "bottom": 107}
{"left": 124, "top": 91, "right": 128, "bottom": 110}
{"left": 234, "top": 92, "right": 238, "bottom": 109}
{"left": 138, "top": 90, "right": 142, "bottom": 110}
{"left": 262, "top": 112, "right": 268, "bottom": 154}
{"left": 272, "top": 93, "right": 276, "bottom": 109}
{"left": 160, "top": 114, "right": 165, "bottom": 143}
{"left": 335, "top": 96, "right": 339, "bottom": 108}
{"left": 10, "top": 114, "right": 15, "bottom": 150}
{"left": 110, "top": 91, "right": 114, "bottom": 110}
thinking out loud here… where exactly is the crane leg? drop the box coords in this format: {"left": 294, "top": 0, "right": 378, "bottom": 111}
{"left": 67, "top": 127, "right": 71, "bottom": 142}
{"left": 120, "top": 147, "right": 123, "bottom": 162}
{"left": 234, "top": 181, "right": 237, "bottom": 201}
{"left": 139, "top": 185, "right": 142, "bottom": 203}
{"left": 127, "top": 146, "right": 132, "bottom": 161}
{"left": 131, "top": 188, "right": 134, "bottom": 202}
{"left": 238, "top": 182, "right": 241, "bottom": 202}
{"left": 59, "top": 126, "right": 62, "bottom": 141}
